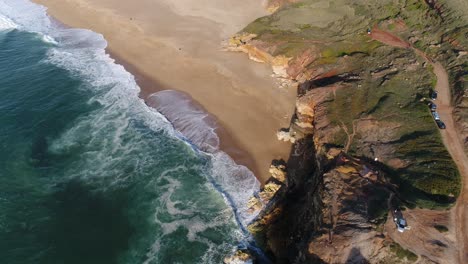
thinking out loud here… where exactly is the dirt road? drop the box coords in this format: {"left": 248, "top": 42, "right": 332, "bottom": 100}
{"left": 371, "top": 29, "right": 468, "bottom": 263}
{"left": 431, "top": 62, "right": 468, "bottom": 264}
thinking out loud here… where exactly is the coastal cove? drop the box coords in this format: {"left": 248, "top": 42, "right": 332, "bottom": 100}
{"left": 3, "top": 0, "right": 467, "bottom": 263}
{"left": 0, "top": 0, "right": 288, "bottom": 263}
{"left": 33, "top": 0, "right": 298, "bottom": 183}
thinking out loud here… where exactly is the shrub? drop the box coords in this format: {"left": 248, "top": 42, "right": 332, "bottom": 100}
{"left": 390, "top": 242, "right": 418, "bottom": 262}
{"left": 433, "top": 224, "right": 449, "bottom": 233}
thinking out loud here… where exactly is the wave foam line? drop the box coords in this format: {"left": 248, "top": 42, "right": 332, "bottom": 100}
{"left": 0, "top": 0, "right": 261, "bottom": 228}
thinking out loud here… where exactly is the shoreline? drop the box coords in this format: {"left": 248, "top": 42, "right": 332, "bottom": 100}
{"left": 34, "top": 0, "right": 297, "bottom": 183}
{"left": 110, "top": 50, "right": 261, "bottom": 176}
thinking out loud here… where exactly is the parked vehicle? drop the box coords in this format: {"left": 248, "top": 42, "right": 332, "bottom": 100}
{"left": 436, "top": 120, "right": 446, "bottom": 129}
{"left": 428, "top": 102, "right": 437, "bottom": 111}
{"left": 432, "top": 111, "right": 440, "bottom": 121}
{"left": 430, "top": 89, "right": 438, "bottom": 100}
{"left": 393, "top": 209, "right": 407, "bottom": 233}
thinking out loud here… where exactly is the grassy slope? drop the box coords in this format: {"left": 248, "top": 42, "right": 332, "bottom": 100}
{"left": 241, "top": 0, "right": 463, "bottom": 208}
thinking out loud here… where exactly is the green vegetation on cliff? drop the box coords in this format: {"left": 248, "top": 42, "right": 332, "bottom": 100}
{"left": 390, "top": 242, "right": 418, "bottom": 262}
{"left": 240, "top": 0, "right": 464, "bottom": 208}
{"left": 325, "top": 46, "right": 459, "bottom": 207}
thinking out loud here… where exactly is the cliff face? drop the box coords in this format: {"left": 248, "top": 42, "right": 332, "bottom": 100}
{"left": 308, "top": 159, "right": 394, "bottom": 263}
{"left": 234, "top": 0, "right": 463, "bottom": 207}
{"left": 230, "top": 0, "right": 467, "bottom": 262}
{"left": 246, "top": 136, "right": 322, "bottom": 263}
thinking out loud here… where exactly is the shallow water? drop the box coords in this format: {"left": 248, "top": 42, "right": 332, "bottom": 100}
{"left": 0, "top": 1, "right": 260, "bottom": 263}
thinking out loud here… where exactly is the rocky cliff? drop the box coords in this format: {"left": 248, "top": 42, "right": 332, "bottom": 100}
{"left": 228, "top": 0, "right": 467, "bottom": 263}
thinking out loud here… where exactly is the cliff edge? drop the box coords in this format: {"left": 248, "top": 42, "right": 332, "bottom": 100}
{"left": 228, "top": 0, "right": 467, "bottom": 263}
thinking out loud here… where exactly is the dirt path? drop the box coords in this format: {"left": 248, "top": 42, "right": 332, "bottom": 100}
{"left": 371, "top": 29, "right": 468, "bottom": 263}
{"left": 341, "top": 120, "right": 358, "bottom": 153}
{"left": 370, "top": 27, "right": 411, "bottom": 48}
{"left": 431, "top": 62, "right": 468, "bottom": 264}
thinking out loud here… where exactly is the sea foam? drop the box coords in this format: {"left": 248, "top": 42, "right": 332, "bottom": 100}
{"left": 0, "top": 15, "right": 17, "bottom": 30}
{"left": 0, "top": 0, "right": 260, "bottom": 229}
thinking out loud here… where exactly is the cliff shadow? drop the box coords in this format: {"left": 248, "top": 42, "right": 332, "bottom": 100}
{"left": 357, "top": 156, "right": 456, "bottom": 209}
{"left": 253, "top": 135, "right": 326, "bottom": 263}
{"left": 345, "top": 248, "right": 370, "bottom": 264}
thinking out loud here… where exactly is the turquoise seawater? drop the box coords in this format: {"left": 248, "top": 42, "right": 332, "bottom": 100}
{"left": 0, "top": 1, "right": 261, "bottom": 263}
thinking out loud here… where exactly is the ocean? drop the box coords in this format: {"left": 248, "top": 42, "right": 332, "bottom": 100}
{"left": 0, "top": 1, "right": 261, "bottom": 263}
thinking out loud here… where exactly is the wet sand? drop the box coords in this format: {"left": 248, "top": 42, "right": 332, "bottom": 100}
{"left": 33, "top": 0, "right": 297, "bottom": 183}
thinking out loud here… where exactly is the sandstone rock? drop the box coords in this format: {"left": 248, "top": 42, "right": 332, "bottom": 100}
{"left": 266, "top": 0, "right": 298, "bottom": 13}
{"left": 228, "top": 33, "right": 257, "bottom": 47}
{"left": 272, "top": 65, "right": 289, "bottom": 78}
{"left": 296, "top": 98, "right": 315, "bottom": 117}
{"left": 227, "top": 34, "right": 296, "bottom": 93}
{"left": 228, "top": 34, "right": 292, "bottom": 68}
{"left": 276, "top": 129, "right": 296, "bottom": 143}
{"left": 247, "top": 196, "right": 263, "bottom": 213}
{"left": 259, "top": 181, "right": 282, "bottom": 203}
{"left": 223, "top": 250, "right": 253, "bottom": 264}
{"left": 286, "top": 48, "right": 319, "bottom": 79}
{"left": 269, "top": 164, "right": 287, "bottom": 183}
{"left": 294, "top": 121, "right": 313, "bottom": 129}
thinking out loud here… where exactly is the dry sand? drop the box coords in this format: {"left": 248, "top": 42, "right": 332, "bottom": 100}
{"left": 33, "top": 0, "right": 297, "bottom": 182}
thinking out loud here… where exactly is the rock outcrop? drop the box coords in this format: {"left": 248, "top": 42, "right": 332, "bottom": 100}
{"left": 224, "top": 250, "right": 254, "bottom": 264}
{"left": 307, "top": 157, "right": 394, "bottom": 263}
{"left": 265, "top": 0, "right": 298, "bottom": 13}
{"left": 230, "top": 0, "right": 466, "bottom": 262}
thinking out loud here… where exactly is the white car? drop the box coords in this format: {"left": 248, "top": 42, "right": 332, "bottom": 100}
{"left": 394, "top": 217, "right": 407, "bottom": 232}
{"left": 393, "top": 209, "right": 407, "bottom": 233}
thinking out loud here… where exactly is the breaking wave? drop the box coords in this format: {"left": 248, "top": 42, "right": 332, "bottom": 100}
{"left": 0, "top": 1, "right": 262, "bottom": 262}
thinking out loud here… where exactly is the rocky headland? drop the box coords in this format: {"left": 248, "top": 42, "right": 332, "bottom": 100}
{"left": 227, "top": 0, "right": 467, "bottom": 263}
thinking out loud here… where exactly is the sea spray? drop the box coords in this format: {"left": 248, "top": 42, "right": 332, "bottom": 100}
{"left": 147, "top": 90, "right": 261, "bottom": 226}
{"left": 148, "top": 90, "right": 220, "bottom": 153}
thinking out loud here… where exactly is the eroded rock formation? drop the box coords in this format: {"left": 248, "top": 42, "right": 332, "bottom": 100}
{"left": 230, "top": 0, "right": 467, "bottom": 262}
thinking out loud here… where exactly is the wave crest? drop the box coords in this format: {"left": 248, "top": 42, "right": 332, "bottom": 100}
{"left": 0, "top": 0, "right": 260, "bottom": 241}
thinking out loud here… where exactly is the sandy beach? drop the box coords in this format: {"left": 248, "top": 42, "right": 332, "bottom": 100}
{"left": 33, "top": 0, "right": 297, "bottom": 182}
